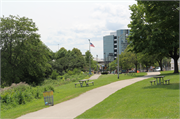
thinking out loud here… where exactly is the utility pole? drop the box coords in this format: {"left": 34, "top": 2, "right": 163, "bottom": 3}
{"left": 117, "top": 36, "right": 119, "bottom": 79}
{"left": 104, "top": 52, "right": 106, "bottom": 71}
{"left": 96, "top": 55, "right": 98, "bottom": 73}
{"left": 88, "top": 39, "right": 91, "bottom": 76}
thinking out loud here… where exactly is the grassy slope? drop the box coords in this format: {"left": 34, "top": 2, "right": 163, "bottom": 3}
{"left": 76, "top": 71, "right": 179, "bottom": 118}
{"left": 1, "top": 72, "right": 146, "bottom": 118}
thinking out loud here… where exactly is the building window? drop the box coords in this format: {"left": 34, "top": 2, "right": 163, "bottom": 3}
{"left": 172, "top": 67, "right": 174, "bottom": 69}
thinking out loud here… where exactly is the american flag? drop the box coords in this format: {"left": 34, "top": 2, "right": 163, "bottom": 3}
{"left": 90, "top": 42, "right": 95, "bottom": 47}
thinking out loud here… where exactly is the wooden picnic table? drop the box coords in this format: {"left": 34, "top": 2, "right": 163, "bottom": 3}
{"left": 79, "top": 79, "right": 89, "bottom": 87}
{"left": 75, "top": 79, "right": 94, "bottom": 87}
{"left": 153, "top": 76, "right": 165, "bottom": 85}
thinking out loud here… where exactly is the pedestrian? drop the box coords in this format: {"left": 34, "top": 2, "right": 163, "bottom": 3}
{"left": 150, "top": 66, "right": 152, "bottom": 72}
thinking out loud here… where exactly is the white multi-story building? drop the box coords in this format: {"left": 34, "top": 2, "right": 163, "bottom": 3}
{"left": 103, "top": 29, "right": 130, "bottom": 62}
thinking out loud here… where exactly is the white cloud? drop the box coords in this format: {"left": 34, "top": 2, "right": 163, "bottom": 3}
{"left": 2, "top": 1, "right": 137, "bottom": 59}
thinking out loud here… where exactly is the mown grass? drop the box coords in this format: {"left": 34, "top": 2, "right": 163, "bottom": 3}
{"left": 1, "top": 72, "right": 146, "bottom": 118}
{"left": 76, "top": 71, "right": 179, "bottom": 118}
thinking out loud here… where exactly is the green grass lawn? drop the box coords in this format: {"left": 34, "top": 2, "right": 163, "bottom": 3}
{"left": 1, "top": 72, "right": 146, "bottom": 118}
{"left": 76, "top": 71, "right": 179, "bottom": 118}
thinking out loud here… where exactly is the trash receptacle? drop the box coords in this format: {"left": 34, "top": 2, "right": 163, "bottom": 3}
{"left": 43, "top": 91, "right": 54, "bottom": 106}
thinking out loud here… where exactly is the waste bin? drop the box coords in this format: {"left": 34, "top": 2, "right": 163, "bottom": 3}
{"left": 43, "top": 91, "right": 54, "bottom": 106}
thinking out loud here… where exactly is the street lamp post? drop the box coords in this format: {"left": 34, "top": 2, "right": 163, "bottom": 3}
{"left": 117, "top": 36, "right": 120, "bottom": 79}
{"left": 88, "top": 39, "right": 91, "bottom": 76}
{"left": 96, "top": 55, "right": 98, "bottom": 73}
{"left": 104, "top": 52, "right": 106, "bottom": 71}
{"left": 108, "top": 55, "right": 110, "bottom": 72}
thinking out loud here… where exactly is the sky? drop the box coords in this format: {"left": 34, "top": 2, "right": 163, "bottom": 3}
{"left": 1, "top": 0, "right": 137, "bottom": 59}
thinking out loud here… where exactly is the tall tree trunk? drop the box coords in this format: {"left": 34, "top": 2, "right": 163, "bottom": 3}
{"left": 158, "top": 60, "right": 163, "bottom": 71}
{"left": 146, "top": 64, "right": 148, "bottom": 72}
{"left": 135, "top": 63, "right": 137, "bottom": 72}
{"left": 173, "top": 57, "right": 179, "bottom": 73}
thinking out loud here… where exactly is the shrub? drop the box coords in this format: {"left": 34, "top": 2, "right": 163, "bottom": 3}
{"left": 31, "top": 82, "right": 36, "bottom": 87}
{"left": 57, "top": 76, "right": 63, "bottom": 80}
{"left": 23, "top": 90, "right": 34, "bottom": 102}
{"left": 63, "top": 73, "right": 70, "bottom": 79}
{"left": 68, "top": 70, "right": 73, "bottom": 75}
{"left": 44, "top": 86, "right": 48, "bottom": 92}
{"left": 48, "top": 85, "right": 55, "bottom": 92}
{"left": 43, "top": 85, "right": 55, "bottom": 92}
{"left": 50, "top": 70, "right": 59, "bottom": 79}
{"left": 17, "top": 91, "right": 25, "bottom": 104}
{"left": 73, "top": 68, "right": 81, "bottom": 75}
{"left": 35, "top": 89, "right": 41, "bottom": 99}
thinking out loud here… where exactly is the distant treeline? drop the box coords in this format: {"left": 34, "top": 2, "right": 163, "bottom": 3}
{"left": 1, "top": 15, "right": 98, "bottom": 86}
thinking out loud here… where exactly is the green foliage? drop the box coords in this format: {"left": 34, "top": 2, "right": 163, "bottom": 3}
{"left": 50, "top": 48, "right": 86, "bottom": 75}
{"left": 72, "top": 68, "right": 81, "bottom": 75}
{"left": 0, "top": 15, "right": 52, "bottom": 86}
{"left": 57, "top": 75, "right": 63, "bottom": 80}
{"left": 1, "top": 71, "right": 89, "bottom": 114}
{"left": 85, "top": 50, "right": 93, "bottom": 66}
{"left": 50, "top": 70, "right": 59, "bottom": 79}
{"left": 48, "top": 85, "right": 55, "bottom": 92}
{"left": 91, "top": 60, "right": 99, "bottom": 71}
{"left": 1, "top": 83, "right": 45, "bottom": 110}
{"left": 68, "top": 70, "right": 73, "bottom": 75}
{"left": 109, "top": 60, "right": 117, "bottom": 71}
{"left": 63, "top": 73, "right": 70, "bottom": 79}
{"left": 55, "top": 47, "right": 67, "bottom": 59}
{"left": 128, "top": 1, "right": 179, "bottom": 73}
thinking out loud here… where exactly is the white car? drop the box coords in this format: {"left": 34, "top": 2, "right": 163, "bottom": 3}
{"left": 155, "top": 67, "right": 161, "bottom": 72}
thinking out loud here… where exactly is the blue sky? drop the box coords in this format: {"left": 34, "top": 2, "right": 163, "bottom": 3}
{"left": 1, "top": 0, "right": 137, "bottom": 59}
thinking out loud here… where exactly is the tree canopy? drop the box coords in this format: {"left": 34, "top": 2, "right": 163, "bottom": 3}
{"left": 1, "top": 15, "right": 51, "bottom": 85}
{"left": 128, "top": 1, "right": 179, "bottom": 73}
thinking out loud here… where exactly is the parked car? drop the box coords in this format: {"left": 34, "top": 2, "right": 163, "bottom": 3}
{"left": 155, "top": 67, "right": 161, "bottom": 72}
{"left": 121, "top": 70, "right": 126, "bottom": 73}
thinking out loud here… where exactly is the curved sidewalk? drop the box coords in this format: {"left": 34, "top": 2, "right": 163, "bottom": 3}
{"left": 17, "top": 72, "right": 160, "bottom": 119}
{"left": 89, "top": 74, "right": 101, "bottom": 80}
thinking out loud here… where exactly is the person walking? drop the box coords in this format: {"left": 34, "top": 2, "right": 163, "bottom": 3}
{"left": 150, "top": 66, "right": 153, "bottom": 72}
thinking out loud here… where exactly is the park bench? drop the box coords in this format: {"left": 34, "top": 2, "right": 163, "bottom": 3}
{"left": 164, "top": 79, "right": 170, "bottom": 85}
{"left": 75, "top": 82, "right": 82, "bottom": 87}
{"left": 150, "top": 80, "right": 156, "bottom": 85}
{"left": 86, "top": 81, "right": 94, "bottom": 86}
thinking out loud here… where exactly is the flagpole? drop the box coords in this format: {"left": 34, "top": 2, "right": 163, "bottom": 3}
{"left": 88, "top": 39, "right": 91, "bottom": 76}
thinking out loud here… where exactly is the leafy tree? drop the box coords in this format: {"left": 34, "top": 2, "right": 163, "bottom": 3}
{"left": 50, "top": 70, "right": 59, "bottom": 79}
{"left": 109, "top": 60, "right": 117, "bottom": 71}
{"left": 128, "top": 1, "right": 179, "bottom": 73}
{"left": 138, "top": 53, "right": 157, "bottom": 72}
{"left": 71, "top": 48, "right": 86, "bottom": 69}
{"left": 55, "top": 47, "right": 67, "bottom": 60}
{"left": 162, "top": 57, "right": 171, "bottom": 68}
{"left": 51, "top": 48, "right": 86, "bottom": 74}
{"left": 91, "top": 60, "right": 99, "bottom": 71}
{"left": 85, "top": 50, "right": 93, "bottom": 67}
{"left": 118, "top": 51, "right": 134, "bottom": 70}
{"left": 1, "top": 15, "right": 51, "bottom": 85}
{"left": 128, "top": 52, "right": 138, "bottom": 72}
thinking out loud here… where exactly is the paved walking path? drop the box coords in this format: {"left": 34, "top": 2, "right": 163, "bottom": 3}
{"left": 89, "top": 74, "right": 101, "bottom": 80}
{"left": 17, "top": 72, "right": 160, "bottom": 119}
